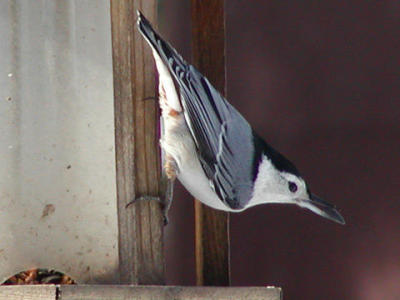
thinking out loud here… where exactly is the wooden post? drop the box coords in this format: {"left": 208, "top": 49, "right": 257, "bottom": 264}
{"left": 191, "top": 0, "right": 230, "bottom": 286}
{"left": 110, "top": 0, "right": 165, "bottom": 285}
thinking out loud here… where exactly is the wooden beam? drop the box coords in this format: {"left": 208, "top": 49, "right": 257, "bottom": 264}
{"left": 191, "top": 0, "right": 230, "bottom": 286}
{"left": 0, "top": 285, "right": 282, "bottom": 299}
{"left": 0, "top": 285, "right": 56, "bottom": 300}
{"left": 110, "top": 0, "right": 164, "bottom": 284}
{"left": 60, "top": 285, "right": 282, "bottom": 300}
{"left": 0, "top": 285, "right": 282, "bottom": 300}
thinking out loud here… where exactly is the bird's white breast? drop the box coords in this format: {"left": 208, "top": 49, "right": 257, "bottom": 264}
{"left": 162, "top": 110, "right": 230, "bottom": 211}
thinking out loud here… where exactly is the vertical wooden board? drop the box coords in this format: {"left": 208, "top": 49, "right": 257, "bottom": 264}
{"left": 111, "top": 0, "right": 138, "bottom": 284}
{"left": 0, "top": 285, "right": 56, "bottom": 300}
{"left": 110, "top": 0, "right": 164, "bottom": 285}
{"left": 191, "top": 0, "right": 230, "bottom": 286}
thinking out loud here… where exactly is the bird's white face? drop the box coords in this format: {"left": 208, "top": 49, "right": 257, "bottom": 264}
{"left": 279, "top": 171, "right": 309, "bottom": 202}
{"left": 249, "top": 155, "right": 345, "bottom": 224}
{"left": 248, "top": 155, "right": 310, "bottom": 208}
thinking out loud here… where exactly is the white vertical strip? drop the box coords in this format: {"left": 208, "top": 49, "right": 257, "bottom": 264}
{"left": 0, "top": 0, "right": 118, "bottom": 283}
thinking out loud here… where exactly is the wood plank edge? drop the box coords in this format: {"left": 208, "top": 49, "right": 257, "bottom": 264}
{"left": 58, "top": 285, "right": 282, "bottom": 299}
{"left": 0, "top": 285, "right": 56, "bottom": 299}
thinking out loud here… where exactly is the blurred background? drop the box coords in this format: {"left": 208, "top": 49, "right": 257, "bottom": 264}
{"left": 1, "top": 1, "right": 398, "bottom": 299}
{"left": 161, "top": 1, "right": 400, "bottom": 299}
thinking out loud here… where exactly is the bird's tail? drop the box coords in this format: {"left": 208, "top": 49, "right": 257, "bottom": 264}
{"left": 299, "top": 194, "right": 345, "bottom": 225}
{"left": 137, "top": 10, "right": 188, "bottom": 78}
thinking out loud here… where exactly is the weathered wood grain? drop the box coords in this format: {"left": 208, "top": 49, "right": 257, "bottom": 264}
{"left": 0, "top": 285, "right": 56, "bottom": 300}
{"left": 110, "top": 0, "right": 164, "bottom": 285}
{"left": 191, "top": 0, "right": 230, "bottom": 286}
{"left": 0, "top": 285, "right": 281, "bottom": 299}
{"left": 59, "top": 285, "right": 282, "bottom": 300}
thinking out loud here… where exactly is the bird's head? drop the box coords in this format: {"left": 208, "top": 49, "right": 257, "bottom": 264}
{"left": 251, "top": 154, "right": 345, "bottom": 225}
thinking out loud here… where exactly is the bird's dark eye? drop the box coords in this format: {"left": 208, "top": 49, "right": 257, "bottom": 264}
{"left": 288, "top": 181, "right": 298, "bottom": 193}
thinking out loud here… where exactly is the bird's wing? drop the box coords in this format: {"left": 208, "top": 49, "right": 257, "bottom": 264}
{"left": 137, "top": 11, "right": 256, "bottom": 209}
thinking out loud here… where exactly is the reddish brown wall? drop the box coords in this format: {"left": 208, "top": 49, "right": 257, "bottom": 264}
{"left": 161, "top": 1, "right": 400, "bottom": 299}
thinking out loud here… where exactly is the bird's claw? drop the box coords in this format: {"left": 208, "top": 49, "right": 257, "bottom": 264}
{"left": 143, "top": 96, "right": 157, "bottom": 101}
{"left": 126, "top": 193, "right": 172, "bottom": 226}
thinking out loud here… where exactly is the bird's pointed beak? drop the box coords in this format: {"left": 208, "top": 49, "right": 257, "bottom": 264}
{"left": 299, "top": 194, "right": 345, "bottom": 225}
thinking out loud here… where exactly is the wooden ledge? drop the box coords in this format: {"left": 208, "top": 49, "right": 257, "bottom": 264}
{"left": 0, "top": 285, "right": 282, "bottom": 300}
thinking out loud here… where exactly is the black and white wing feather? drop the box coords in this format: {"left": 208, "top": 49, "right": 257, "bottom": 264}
{"left": 138, "top": 11, "right": 257, "bottom": 209}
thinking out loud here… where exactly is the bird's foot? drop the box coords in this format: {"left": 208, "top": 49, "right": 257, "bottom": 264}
{"left": 143, "top": 96, "right": 157, "bottom": 101}
{"left": 164, "top": 156, "right": 178, "bottom": 180}
{"left": 125, "top": 195, "right": 161, "bottom": 209}
{"left": 126, "top": 192, "right": 173, "bottom": 226}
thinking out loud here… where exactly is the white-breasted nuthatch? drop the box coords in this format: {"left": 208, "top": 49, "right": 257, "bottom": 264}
{"left": 137, "top": 11, "right": 345, "bottom": 225}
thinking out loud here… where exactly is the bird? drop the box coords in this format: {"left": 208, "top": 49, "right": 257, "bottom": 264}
{"left": 137, "top": 11, "right": 345, "bottom": 225}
